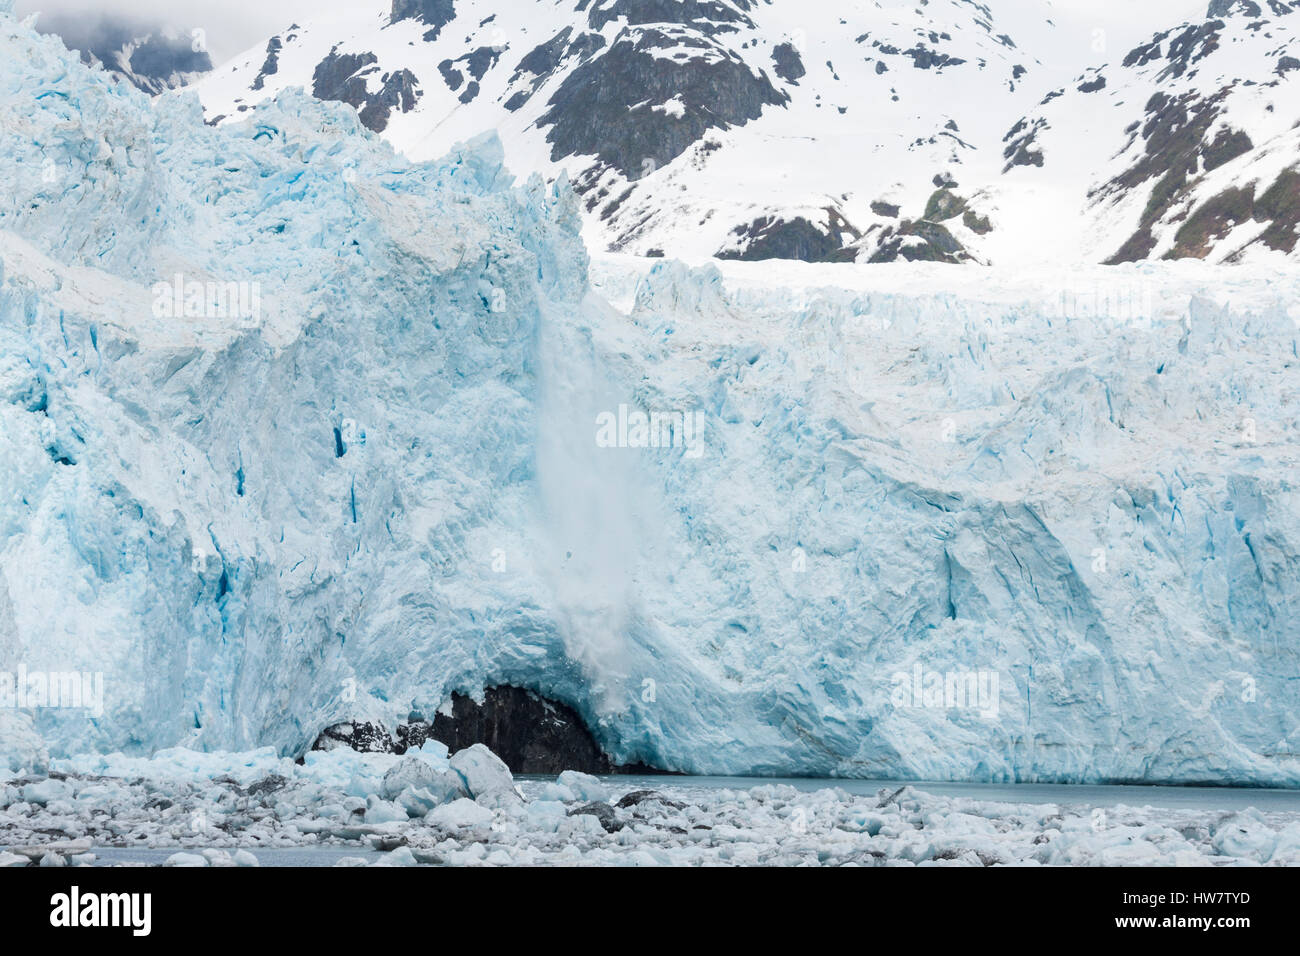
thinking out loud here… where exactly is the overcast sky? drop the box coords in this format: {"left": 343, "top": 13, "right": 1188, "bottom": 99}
{"left": 13, "top": 0, "right": 1212, "bottom": 65}
{"left": 13, "top": 0, "right": 319, "bottom": 61}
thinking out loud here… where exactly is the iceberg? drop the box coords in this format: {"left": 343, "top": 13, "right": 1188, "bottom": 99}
{"left": 0, "top": 5, "right": 1298, "bottom": 785}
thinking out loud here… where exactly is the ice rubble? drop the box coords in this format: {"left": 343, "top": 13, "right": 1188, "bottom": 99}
{"left": 3, "top": 746, "right": 1300, "bottom": 867}
{"left": 1, "top": 6, "right": 1299, "bottom": 785}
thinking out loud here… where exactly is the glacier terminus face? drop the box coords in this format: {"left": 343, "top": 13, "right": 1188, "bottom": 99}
{"left": 0, "top": 4, "right": 1298, "bottom": 788}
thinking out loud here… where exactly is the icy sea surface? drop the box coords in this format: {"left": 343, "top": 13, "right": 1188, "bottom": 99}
{"left": 77, "top": 777, "right": 1300, "bottom": 868}
{"left": 5, "top": 747, "right": 1300, "bottom": 867}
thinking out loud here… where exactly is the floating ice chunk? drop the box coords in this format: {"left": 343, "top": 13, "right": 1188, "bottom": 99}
{"left": 164, "top": 852, "right": 208, "bottom": 867}
{"left": 540, "top": 783, "right": 576, "bottom": 802}
{"left": 0, "top": 713, "right": 48, "bottom": 774}
{"left": 563, "top": 812, "right": 607, "bottom": 838}
{"left": 363, "top": 796, "right": 408, "bottom": 825}
{"left": 524, "top": 800, "right": 569, "bottom": 833}
{"left": 395, "top": 776, "right": 466, "bottom": 817}
{"left": 449, "top": 744, "right": 516, "bottom": 803}
{"left": 381, "top": 757, "right": 441, "bottom": 800}
{"left": 20, "top": 778, "right": 70, "bottom": 806}
{"left": 1269, "top": 822, "right": 1300, "bottom": 864}
{"left": 377, "top": 846, "right": 418, "bottom": 867}
{"left": 557, "top": 770, "right": 610, "bottom": 803}
{"left": 413, "top": 739, "right": 451, "bottom": 763}
{"left": 1211, "top": 809, "right": 1277, "bottom": 860}
{"left": 426, "top": 797, "right": 494, "bottom": 830}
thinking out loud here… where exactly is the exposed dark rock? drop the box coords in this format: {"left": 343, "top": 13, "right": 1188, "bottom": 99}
{"left": 1164, "top": 167, "right": 1300, "bottom": 260}
{"left": 438, "top": 60, "right": 463, "bottom": 91}
{"left": 436, "top": 47, "right": 498, "bottom": 103}
{"left": 312, "top": 721, "right": 393, "bottom": 753}
{"left": 514, "top": 27, "right": 573, "bottom": 80}
{"left": 312, "top": 50, "right": 421, "bottom": 132}
{"left": 511, "top": 28, "right": 606, "bottom": 93}
{"left": 540, "top": 34, "right": 786, "bottom": 180}
{"left": 363, "top": 70, "right": 422, "bottom": 130}
{"left": 1101, "top": 89, "right": 1232, "bottom": 263}
{"left": 1202, "top": 127, "right": 1253, "bottom": 171}
{"left": 391, "top": 0, "right": 456, "bottom": 41}
{"left": 246, "top": 773, "right": 289, "bottom": 797}
{"left": 1123, "top": 38, "right": 1167, "bottom": 69}
{"left": 899, "top": 44, "right": 967, "bottom": 71}
{"left": 718, "top": 209, "right": 860, "bottom": 262}
{"left": 1158, "top": 21, "right": 1226, "bottom": 81}
{"left": 1002, "top": 117, "right": 1047, "bottom": 171}
{"left": 252, "top": 37, "right": 283, "bottom": 91}
{"left": 1078, "top": 75, "right": 1107, "bottom": 93}
{"left": 585, "top": 0, "right": 754, "bottom": 31}
{"left": 616, "top": 789, "right": 686, "bottom": 810}
{"left": 1166, "top": 184, "right": 1255, "bottom": 258}
{"left": 568, "top": 801, "right": 624, "bottom": 832}
{"left": 923, "top": 187, "right": 967, "bottom": 222}
{"left": 312, "top": 50, "right": 379, "bottom": 110}
{"left": 445, "top": 45, "right": 501, "bottom": 82}
{"left": 962, "top": 209, "right": 993, "bottom": 235}
{"left": 871, "top": 200, "right": 900, "bottom": 218}
{"left": 1252, "top": 168, "right": 1300, "bottom": 253}
{"left": 868, "top": 219, "right": 969, "bottom": 264}
{"left": 771, "top": 42, "right": 805, "bottom": 83}
{"left": 1208, "top": 0, "right": 1262, "bottom": 16}
{"left": 428, "top": 687, "right": 618, "bottom": 774}
{"left": 388, "top": 720, "right": 427, "bottom": 754}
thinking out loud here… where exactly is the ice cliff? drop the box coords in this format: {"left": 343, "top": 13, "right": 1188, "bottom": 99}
{"left": 1, "top": 6, "right": 1299, "bottom": 784}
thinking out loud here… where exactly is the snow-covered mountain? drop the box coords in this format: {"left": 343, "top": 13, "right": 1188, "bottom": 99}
{"left": 31, "top": 10, "right": 213, "bottom": 95}
{"left": 3, "top": 4, "right": 1300, "bottom": 784}
{"left": 190, "top": 0, "right": 1299, "bottom": 265}
{"left": 995, "top": 0, "right": 1300, "bottom": 265}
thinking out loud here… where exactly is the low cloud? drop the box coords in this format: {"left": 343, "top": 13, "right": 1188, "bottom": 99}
{"left": 13, "top": 0, "right": 321, "bottom": 62}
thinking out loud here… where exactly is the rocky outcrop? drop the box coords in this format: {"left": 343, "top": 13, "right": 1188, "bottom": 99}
{"left": 717, "top": 211, "right": 859, "bottom": 262}
{"left": 311, "top": 50, "right": 421, "bottom": 132}
{"left": 391, "top": 0, "right": 456, "bottom": 41}
{"left": 429, "top": 687, "right": 620, "bottom": 774}
{"left": 308, "top": 686, "right": 668, "bottom": 774}
{"left": 311, "top": 721, "right": 393, "bottom": 753}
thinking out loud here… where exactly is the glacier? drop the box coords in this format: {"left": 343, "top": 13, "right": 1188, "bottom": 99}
{"left": 1, "top": 5, "right": 1299, "bottom": 785}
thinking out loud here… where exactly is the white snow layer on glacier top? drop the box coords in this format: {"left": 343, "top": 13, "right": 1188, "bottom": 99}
{"left": 1, "top": 5, "right": 1299, "bottom": 784}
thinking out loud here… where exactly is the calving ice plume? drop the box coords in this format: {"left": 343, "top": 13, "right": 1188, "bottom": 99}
{"left": 594, "top": 403, "right": 705, "bottom": 457}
